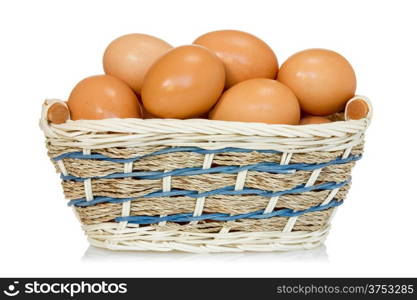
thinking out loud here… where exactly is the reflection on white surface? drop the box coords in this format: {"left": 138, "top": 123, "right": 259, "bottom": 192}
{"left": 82, "top": 245, "right": 328, "bottom": 263}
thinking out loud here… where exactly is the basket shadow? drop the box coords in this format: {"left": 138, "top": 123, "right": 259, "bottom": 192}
{"left": 81, "top": 244, "right": 328, "bottom": 263}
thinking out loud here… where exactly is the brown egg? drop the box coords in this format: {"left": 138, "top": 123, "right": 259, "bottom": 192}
{"left": 141, "top": 45, "right": 225, "bottom": 118}
{"left": 68, "top": 75, "right": 142, "bottom": 120}
{"left": 47, "top": 102, "right": 70, "bottom": 124}
{"left": 141, "top": 104, "right": 157, "bottom": 119}
{"left": 103, "top": 33, "right": 172, "bottom": 94}
{"left": 209, "top": 78, "right": 300, "bottom": 124}
{"left": 193, "top": 30, "right": 278, "bottom": 88}
{"left": 299, "top": 116, "right": 331, "bottom": 125}
{"left": 277, "top": 49, "right": 356, "bottom": 116}
{"left": 199, "top": 112, "right": 210, "bottom": 119}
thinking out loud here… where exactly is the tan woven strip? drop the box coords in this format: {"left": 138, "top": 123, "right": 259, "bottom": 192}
{"left": 49, "top": 143, "right": 364, "bottom": 178}
{"left": 77, "top": 210, "right": 332, "bottom": 233}
{"left": 151, "top": 209, "right": 334, "bottom": 233}
{"left": 75, "top": 186, "right": 349, "bottom": 225}
{"left": 61, "top": 162, "right": 354, "bottom": 200}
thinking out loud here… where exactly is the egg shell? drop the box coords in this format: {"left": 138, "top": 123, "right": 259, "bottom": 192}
{"left": 141, "top": 104, "right": 157, "bottom": 119}
{"left": 193, "top": 30, "right": 278, "bottom": 88}
{"left": 68, "top": 75, "right": 142, "bottom": 120}
{"left": 299, "top": 115, "right": 331, "bottom": 125}
{"left": 47, "top": 102, "right": 70, "bottom": 124}
{"left": 277, "top": 48, "right": 356, "bottom": 116}
{"left": 141, "top": 45, "right": 225, "bottom": 119}
{"left": 209, "top": 78, "right": 300, "bottom": 125}
{"left": 103, "top": 33, "right": 172, "bottom": 94}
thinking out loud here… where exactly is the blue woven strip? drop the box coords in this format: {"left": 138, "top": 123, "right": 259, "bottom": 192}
{"left": 67, "top": 180, "right": 350, "bottom": 207}
{"left": 61, "top": 155, "right": 361, "bottom": 181}
{"left": 114, "top": 199, "right": 343, "bottom": 225}
{"left": 53, "top": 147, "right": 280, "bottom": 163}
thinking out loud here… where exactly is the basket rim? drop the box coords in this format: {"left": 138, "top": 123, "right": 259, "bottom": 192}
{"left": 40, "top": 97, "right": 371, "bottom": 152}
{"left": 40, "top": 97, "right": 371, "bottom": 137}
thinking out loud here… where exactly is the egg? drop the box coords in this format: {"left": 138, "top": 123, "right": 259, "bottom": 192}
{"left": 141, "top": 104, "right": 157, "bottom": 119}
{"left": 209, "top": 78, "right": 300, "bottom": 124}
{"left": 103, "top": 33, "right": 172, "bottom": 94}
{"left": 193, "top": 30, "right": 278, "bottom": 88}
{"left": 47, "top": 102, "right": 70, "bottom": 124}
{"left": 68, "top": 75, "right": 142, "bottom": 120}
{"left": 141, "top": 45, "right": 225, "bottom": 118}
{"left": 277, "top": 49, "right": 356, "bottom": 116}
{"left": 299, "top": 116, "right": 331, "bottom": 125}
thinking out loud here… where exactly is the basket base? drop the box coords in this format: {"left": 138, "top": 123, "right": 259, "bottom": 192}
{"left": 83, "top": 223, "right": 330, "bottom": 253}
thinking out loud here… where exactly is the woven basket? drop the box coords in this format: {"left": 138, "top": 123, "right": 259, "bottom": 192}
{"left": 40, "top": 97, "right": 371, "bottom": 253}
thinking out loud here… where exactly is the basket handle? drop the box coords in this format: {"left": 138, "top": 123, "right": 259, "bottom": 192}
{"left": 39, "top": 99, "right": 69, "bottom": 137}
{"left": 344, "top": 95, "right": 373, "bottom": 123}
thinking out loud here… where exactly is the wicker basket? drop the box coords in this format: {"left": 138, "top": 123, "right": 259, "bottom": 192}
{"left": 40, "top": 97, "right": 372, "bottom": 253}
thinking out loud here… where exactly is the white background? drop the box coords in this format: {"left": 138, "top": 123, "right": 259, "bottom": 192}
{"left": 0, "top": 0, "right": 416, "bottom": 277}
